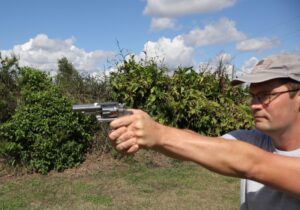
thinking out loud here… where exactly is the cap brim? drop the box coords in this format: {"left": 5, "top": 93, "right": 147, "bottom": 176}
{"left": 231, "top": 72, "right": 289, "bottom": 86}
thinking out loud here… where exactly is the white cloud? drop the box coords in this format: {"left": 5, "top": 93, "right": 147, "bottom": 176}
{"left": 150, "top": 17, "right": 176, "bottom": 31}
{"left": 181, "top": 18, "right": 246, "bottom": 47}
{"left": 214, "top": 52, "right": 232, "bottom": 64}
{"left": 144, "top": 0, "right": 237, "bottom": 17}
{"left": 1, "top": 34, "right": 115, "bottom": 74}
{"left": 198, "top": 52, "right": 234, "bottom": 76}
{"left": 236, "top": 37, "right": 280, "bottom": 52}
{"left": 137, "top": 36, "right": 194, "bottom": 71}
{"left": 241, "top": 57, "right": 259, "bottom": 74}
{"left": 214, "top": 53, "right": 235, "bottom": 76}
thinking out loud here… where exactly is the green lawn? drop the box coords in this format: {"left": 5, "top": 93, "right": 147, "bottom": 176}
{"left": 0, "top": 156, "right": 240, "bottom": 210}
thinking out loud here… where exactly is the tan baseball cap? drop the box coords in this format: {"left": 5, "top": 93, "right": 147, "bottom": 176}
{"left": 231, "top": 54, "right": 300, "bottom": 86}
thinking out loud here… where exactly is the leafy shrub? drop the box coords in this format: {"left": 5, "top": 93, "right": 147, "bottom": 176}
{"left": 110, "top": 57, "right": 253, "bottom": 136}
{"left": 0, "top": 54, "right": 19, "bottom": 123}
{"left": 165, "top": 67, "right": 253, "bottom": 135}
{"left": 0, "top": 68, "right": 93, "bottom": 174}
{"left": 110, "top": 56, "right": 171, "bottom": 123}
{"left": 111, "top": 56, "right": 159, "bottom": 106}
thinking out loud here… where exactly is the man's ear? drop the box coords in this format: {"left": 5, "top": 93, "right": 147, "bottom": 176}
{"left": 297, "top": 91, "right": 300, "bottom": 111}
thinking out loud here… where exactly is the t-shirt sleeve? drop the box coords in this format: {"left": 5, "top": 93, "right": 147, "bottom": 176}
{"left": 222, "top": 129, "right": 275, "bottom": 152}
{"left": 222, "top": 133, "right": 237, "bottom": 140}
{"left": 222, "top": 129, "right": 251, "bottom": 141}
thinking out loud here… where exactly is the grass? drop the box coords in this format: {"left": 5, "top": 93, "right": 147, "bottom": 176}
{"left": 0, "top": 155, "right": 240, "bottom": 210}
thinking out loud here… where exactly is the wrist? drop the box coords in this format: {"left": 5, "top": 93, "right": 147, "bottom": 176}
{"left": 151, "top": 123, "right": 169, "bottom": 148}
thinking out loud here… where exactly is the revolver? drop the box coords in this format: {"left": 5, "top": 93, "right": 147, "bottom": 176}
{"left": 72, "top": 102, "right": 130, "bottom": 122}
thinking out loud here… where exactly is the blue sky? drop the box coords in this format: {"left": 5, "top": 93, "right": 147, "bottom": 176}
{"left": 0, "top": 0, "right": 299, "bottom": 75}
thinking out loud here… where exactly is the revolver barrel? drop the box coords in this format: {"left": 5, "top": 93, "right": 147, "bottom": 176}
{"left": 72, "top": 103, "right": 102, "bottom": 113}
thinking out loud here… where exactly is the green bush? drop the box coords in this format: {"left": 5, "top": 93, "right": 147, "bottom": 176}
{"left": 0, "top": 54, "right": 19, "bottom": 123}
{"left": 110, "top": 57, "right": 168, "bottom": 105}
{"left": 165, "top": 67, "right": 253, "bottom": 135}
{"left": 110, "top": 57, "right": 253, "bottom": 136}
{"left": 0, "top": 68, "right": 93, "bottom": 174}
{"left": 110, "top": 56, "right": 170, "bottom": 123}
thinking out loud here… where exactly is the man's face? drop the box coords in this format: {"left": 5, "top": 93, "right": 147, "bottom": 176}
{"left": 249, "top": 79, "right": 300, "bottom": 135}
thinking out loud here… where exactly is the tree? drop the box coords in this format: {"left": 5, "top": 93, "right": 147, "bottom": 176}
{"left": 56, "top": 57, "right": 83, "bottom": 100}
{"left": 0, "top": 53, "right": 20, "bottom": 123}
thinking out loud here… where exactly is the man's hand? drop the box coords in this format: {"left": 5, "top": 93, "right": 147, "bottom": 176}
{"left": 108, "top": 109, "right": 163, "bottom": 154}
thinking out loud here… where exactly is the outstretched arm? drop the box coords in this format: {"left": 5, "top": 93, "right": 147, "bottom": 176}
{"left": 109, "top": 109, "right": 300, "bottom": 199}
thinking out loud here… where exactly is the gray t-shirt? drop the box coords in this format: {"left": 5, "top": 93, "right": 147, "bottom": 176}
{"left": 223, "top": 129, "right": 300, "bottom": 210}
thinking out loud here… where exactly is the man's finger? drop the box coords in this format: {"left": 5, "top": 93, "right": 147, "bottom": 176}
{"left": 115, "top": 130, "right": 135, "bottom": 144}
{"left": 127, "top": 144, "right": 139, "bottom": 154}
{"left": 109, "top": 109, "right": 143, "bottom": 129}
{"left": 108, "top": 126, "right": 127, "bottom": 141}
{"left": 116, "top": 138, "right": 137, "bottom": 151}
{"left": 109, "top": 113, "right": 134, "bottom": 129}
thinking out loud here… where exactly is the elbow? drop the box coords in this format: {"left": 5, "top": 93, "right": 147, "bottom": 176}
{"left": 244, "top": 161, "right": 262, "bottom": 181}
{"left": 236, "top": 150, "right": 266, "bottom": 181}
{"left": 244, "top": 150, "right": 267, "bottom": 181}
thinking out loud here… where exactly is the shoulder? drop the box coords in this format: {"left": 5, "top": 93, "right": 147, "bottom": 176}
{"left": 223, "top": 129, "right": 274, "bottom": 151}
{"left": 225, "top": 129, "right": 268, "bottom": 141}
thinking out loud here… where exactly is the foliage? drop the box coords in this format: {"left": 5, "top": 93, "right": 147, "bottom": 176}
{"left": 110, "top": 56, "right": 170, "bottom": 123}
{"left": 110, "top": 56, "right": 253, "bottom": 136}
{"left": 166, "top": 67, "right": 253, "bottom": 135}
{"left": 0, "top": 67, "right": 93, "bottom": 174}
{"left": 54, "top": 57, "right": 112, "bottom": 155}
{"left": 56, "top": 57, "right": 83, "bottom": 101}
{"left": 56, "top": 57, "right": 111, "bottom": 103}
{"left": 0, "top": 54, "right": 20, "bottom": 123}
{"left": 80, "top": 73, "right": 112, "bottom": 103}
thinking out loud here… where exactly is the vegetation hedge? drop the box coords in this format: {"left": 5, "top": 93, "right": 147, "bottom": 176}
{"left": 110, "top": 56, "right": 253, "bottom": 136}
{"left": 0, "top": 68, "right": 93, "bottom": 174}
{"left": 0, "top": 54, "right": 19, "bottom": 123}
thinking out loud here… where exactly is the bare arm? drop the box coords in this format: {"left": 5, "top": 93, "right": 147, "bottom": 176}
{"left": 109, "top": 109, "right": 300, "bottom": 198}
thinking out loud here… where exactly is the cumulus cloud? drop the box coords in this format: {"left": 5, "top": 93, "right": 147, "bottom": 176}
{"left": 236, "top": 37, "right": 280, "bottom": 52}
{"left": 144, "top": 0, "right": 236, "bottom": 17}
{"left": 213, "top": 52, "right": 232, "bottom": 64}
{"left": 1, "top": 34, "right": 115, "bottom": 74}
{"left": 181, "top": 18, "right": 246, "bottom": 47}
{"left": 198, "top": 52, "right": 234, "bottom": 76}
{"left": 136, "top": 36, "right": 194, "bottom": 71}
{"left": 150, "top": 17, "right": 176, "bottom": 31}
{"left": 240, "top": 57, "right": 259, "bottom": 74}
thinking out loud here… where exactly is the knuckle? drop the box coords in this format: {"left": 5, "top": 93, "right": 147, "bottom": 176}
{"left": 135, "top": 112, "right": 144, "bottom": 121}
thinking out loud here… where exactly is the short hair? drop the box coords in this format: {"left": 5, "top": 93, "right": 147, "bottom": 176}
{"left": 280, "top": 78, "right": 300, "bottom": 97}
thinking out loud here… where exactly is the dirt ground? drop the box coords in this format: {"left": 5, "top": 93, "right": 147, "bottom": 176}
{"left": 0, "top": 150, "right": 175, "bottom": 179}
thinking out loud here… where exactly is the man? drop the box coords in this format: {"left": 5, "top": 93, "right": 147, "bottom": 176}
{"left": 108, "top": 54, "right": 300, "bottom": 209}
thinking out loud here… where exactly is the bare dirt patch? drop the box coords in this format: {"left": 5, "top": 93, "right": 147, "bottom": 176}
{"left": 0, "top": 150, "right": 175, "bottom": 179}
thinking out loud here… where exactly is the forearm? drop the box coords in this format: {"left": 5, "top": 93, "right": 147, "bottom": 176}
{"left": 154, "top": 125, "right": 259, "bottom": 178}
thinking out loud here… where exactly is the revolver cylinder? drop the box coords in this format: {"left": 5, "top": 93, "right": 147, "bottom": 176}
{"left": 72, "top": 102, "right": 129, "bottom": 122}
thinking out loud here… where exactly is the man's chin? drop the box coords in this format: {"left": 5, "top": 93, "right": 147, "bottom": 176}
{"left": 255, "top": 121, "right": 267, "bottom": 129}
{"left": 255, "top": 123, "right": 273, "bottom": 134}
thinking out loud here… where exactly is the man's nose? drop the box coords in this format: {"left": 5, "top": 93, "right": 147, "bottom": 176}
{"left": 250, "top": 97, "right": 264, "bottom": 111}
